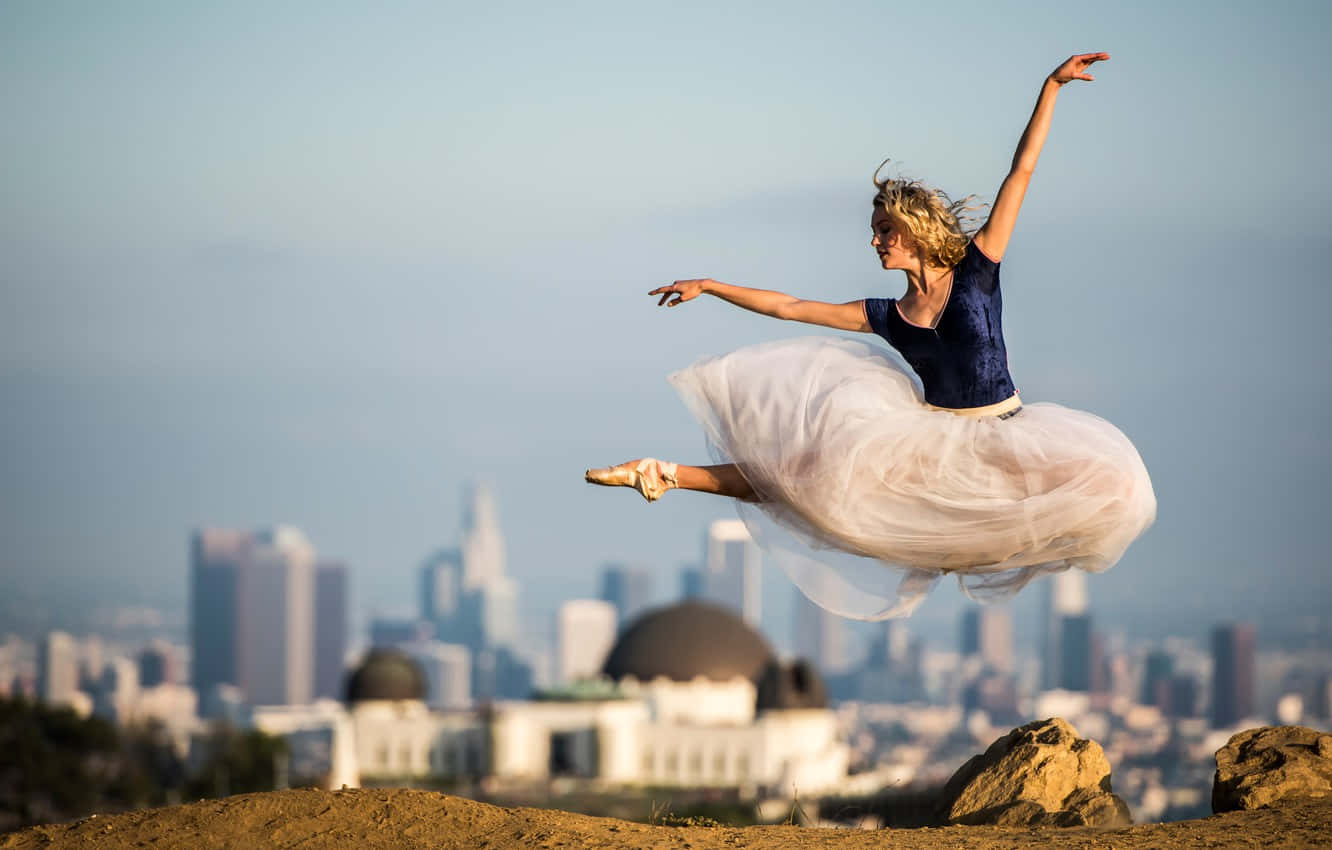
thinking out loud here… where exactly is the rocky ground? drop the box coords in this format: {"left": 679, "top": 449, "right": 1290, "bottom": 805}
{"left": 4, "top": 787, "right": 1331, "bottom": 850}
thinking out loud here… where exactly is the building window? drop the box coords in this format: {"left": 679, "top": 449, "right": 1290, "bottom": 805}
{"left": 736, "top": 752, "right": 750, "bottom": 780}
{"left": 664, "top": 750, "right": 678, "bottom": 776}
{"left": 400, "top": 744, "right": 412, "bottom": 772}
{"left": 377, "top": 743, "right": 389, "bottom": 769}
{"left": 713, "top": 751, "right": 727, "bottom": 781}
{"left": 642, "top": 749, "right": 655, "bottom": 775}
{"left": 689, "top": 750, "right": 703, "bottom": 779}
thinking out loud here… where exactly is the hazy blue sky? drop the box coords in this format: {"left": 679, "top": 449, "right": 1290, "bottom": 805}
{"left": 3, "top": 1, "right": 1330, "bottom": 650}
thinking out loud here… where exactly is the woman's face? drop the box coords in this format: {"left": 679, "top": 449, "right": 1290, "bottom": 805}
{"left": 870, "top": 208, "right": 916, "bottom": 270}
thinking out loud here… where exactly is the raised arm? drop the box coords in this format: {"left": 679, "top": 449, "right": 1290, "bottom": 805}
{"left": 973, "top": 52, "right": 1109, "bottom": 262}
{"left": 649, "top": 279, "right": 870, "bottom": 332}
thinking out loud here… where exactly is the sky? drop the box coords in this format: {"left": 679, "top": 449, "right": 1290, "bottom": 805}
{"left": 2, "top": 0, "right": 1330, "bottom": 653}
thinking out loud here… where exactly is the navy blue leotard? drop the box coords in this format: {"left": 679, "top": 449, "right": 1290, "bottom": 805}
{"left": 863, "top": 240, "right": 1017, "bottom": 409}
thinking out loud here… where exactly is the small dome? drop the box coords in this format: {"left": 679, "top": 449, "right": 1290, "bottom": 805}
{"left": 602, "top": 600, "right": 775, "bottom": 683}
{"left": 756, "top": 659, "right": 828, "bottom": 711}
{"left": 345, "top": 648, "right": 427, "bottom": 703}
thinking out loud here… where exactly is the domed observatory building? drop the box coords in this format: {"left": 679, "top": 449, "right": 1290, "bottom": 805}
{"left": 344, "top": 648, "right": 487, "bottom": 781}
{"left": 490, "top": 601, "right": 849, "bottom": 794}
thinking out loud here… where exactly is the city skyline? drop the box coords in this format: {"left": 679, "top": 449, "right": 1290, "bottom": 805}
{"left": 3, "top": 1, "right": 1330, "bottom": 651}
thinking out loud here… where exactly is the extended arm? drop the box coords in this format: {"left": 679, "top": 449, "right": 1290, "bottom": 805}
{"left": 973, "top": 52, "right": 1109, "bottom": 262}
{"left": 649, "top": 279, "right": 870, "bottom": 332}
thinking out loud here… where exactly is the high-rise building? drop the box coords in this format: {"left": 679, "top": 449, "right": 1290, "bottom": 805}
{"left": 190, "top": 526, "right": 324, "bottom": 707}
{"left": 239, "top": 527, "right": 316, "bottom": 706}
{"left": 702, "top": 520, "right": 761, "bottom": 626}
{"left": 1041, "top": 571, "right": 1087, "bottom": 690}
{"left": 314, "top": 562, "right": 349, "bottom": 700}
{"left": 793, "top": 584, "right": 849, "bottom": 675}
{"left": 460, "top": 483, "right": 506, "bottom": 591}
{"left": 38, "top": 631, "right": 78, "bottom": 707}
{"left": 93, "top": 656, "right": 139, "bottom": 721}
{"left": 473, "top": 647, "right": 535, "bottom": 702}
{"left": 420, "top": 549, "right": 462, "bottom": 634}
{"left": 191, "top": 529, "right": 249, "bottom": 702}
{"left": 138, "top": 639, "right": 181, "bottom": 688}
{"left": 1058, "top": 614, "right": 1095, "bottom": 692}
{"left": 960, "top": 607, "right": 1014, "bottom": 673}
{"left": 1160, "top": 673, "right": 1199, "bottom": 718}
{"left": 556, "top": 600, "right": 618, "bottom": 684}
{"left": 1141, "top": 650, "right": 1174, "bottom": 707}
{"left": 600, "top": 564, "right": 655, "bottom": 630}
{"left": 1211, "top": 623, "right": 1256, "bottom": 728}
{"left": 421, "top": 484, "right": 520, "bottom": 654}
{"left": 680, "top": 566, "right": 704, "bottom": 600}
{"left": 405, "top": 641, "right": 472, "bottom": 710}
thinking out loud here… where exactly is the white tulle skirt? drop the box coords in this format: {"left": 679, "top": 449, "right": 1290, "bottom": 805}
{"left": 668, "top": 337, "right": 1156, "bottom": 619}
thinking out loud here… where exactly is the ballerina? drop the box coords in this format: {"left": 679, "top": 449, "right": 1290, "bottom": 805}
{"left": 585, "top": 53, "right": 1156, "bottom": 619}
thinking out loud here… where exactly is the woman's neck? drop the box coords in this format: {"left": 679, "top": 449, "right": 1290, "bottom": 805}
{"left": 903, "top": 263, "right": 953, "bottom": 296}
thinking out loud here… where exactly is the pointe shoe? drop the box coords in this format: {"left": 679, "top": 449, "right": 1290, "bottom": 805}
{"left": 584, "top": 458, "right": 679, "bottom": 503}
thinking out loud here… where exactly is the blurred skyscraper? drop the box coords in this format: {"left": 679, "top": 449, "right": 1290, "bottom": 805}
{"left": 702, "top": 519, "right": 761, "bottom": 627}
{"left": 860, "top": 620, "right": 924, "bottom": 702}
{"left": 1041, "top": 571, "right": 1087, "bottom": 690}
{"left": 419, "top": 484, "right": 520, "bottom": 653}
{"left": 600, "top": 564, "right": 654, "bottom": 630}
{"left": 556, "top": 600, "right": 617, "bottom": 683}
{"left": 37, "top": 630, "right": 78, "bottom": 706}
{"left": 137, "top": 639, "right": 181, "bottom": 688}
{"left": 1058, "top": 613, "right": 1097, "bottom": 692}
{"left": 793, "top": 584, "right": 848, "bottom": 675}
{"left": 420, "top": 549, "right": 463, "bottom": 639}
{"left": 92, "top": 656, "right": 139, "bottom": 721}
{"left": 1141, "top": 650, "right": 1174, "bottom": 707}
{"left": 679, "top": 565, "right": 704, "bottom": 600}
{"left": 960, "top": 607, "right": 1014, "bottom": 673}
{"left": 191, "top": 529, "right": 249, "bottom": 704}
{"left": 405, "top": 641, "right": 472, "bottom": 709}
{"left": 190, "top": 526, "right": 342, "bottom": 707}
{"left": 239, "top": 527, "right": 316, "bottom": 705}
{"left": 314, "top": 562, "right": 349, "bottom": 700}
{"left": 1211, "top": 622, "right": 1256, "bottom": 728}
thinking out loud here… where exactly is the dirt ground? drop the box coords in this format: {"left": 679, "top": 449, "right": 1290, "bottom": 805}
{"left": 3, "top": 788, "right": 1330, "bottom": 850}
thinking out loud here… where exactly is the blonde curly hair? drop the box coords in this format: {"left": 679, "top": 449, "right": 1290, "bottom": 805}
{"left": 872, "top": 160, "right": 987, "bottom": 268}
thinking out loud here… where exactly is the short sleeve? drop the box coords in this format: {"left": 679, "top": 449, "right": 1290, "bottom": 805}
{"left": 960, "top": 240, "right": 1001, "bottom": 296}
{"left": 862, "top": 297, "right": 894, "bottom": 340}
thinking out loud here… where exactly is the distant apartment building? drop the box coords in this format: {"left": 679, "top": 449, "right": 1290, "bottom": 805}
{"left": 417, "top": 484, "right": 521, "bottom": 655}
{"left": 556, "top": 600, "right": 618, "bottom": 684}
{"left": 960, "top": 607, "right": 1014, "bottom": 674}
{"left": 137, "top": 639, "right": 182, "bottom": 688}
{"left": 793, "top": 583, "right": 849, "bottom": 676}
{"left": 191, "top": 526, "right": 337, "bottom": 708}
{"left": 405, "top": 640, "right": 472, "bottom": 710}
{"left": 702, "top": 520, "right": 761, "bottom": 627}
{"left": 1040, "top": 571, "right": 1087, "bottom": 690}
{"left": 314, "top": 562, "right": 349, "bottom": 700}
{"left": 599, "top": 564, "right": 654, "bottom": 630}
{"left": 1211, "top": 622, "right": 1256, "bottom": 727}
{"left": 37, "top": 630, "right": 79, "bottom": 707}
{"left": 1058, "top": 613, "right": 1097, "bottom": 693}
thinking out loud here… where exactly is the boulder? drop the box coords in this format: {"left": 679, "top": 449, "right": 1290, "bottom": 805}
{"left": 938, "top": 717, "right": 1132, "bottom": 827}
{"left": 1212, "top": 725, "right": 1332, "bottom": 813}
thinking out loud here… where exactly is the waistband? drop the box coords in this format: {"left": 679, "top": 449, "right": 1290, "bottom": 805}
{"left": 927, "top": 392, "right": 1023, "bottom": 419}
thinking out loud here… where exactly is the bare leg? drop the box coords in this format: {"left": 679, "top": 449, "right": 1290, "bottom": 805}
{"left": 586, "top": 459, "right": 761, "bottom": 502}
{"left": 676, "top": 463, "right": 761, "bottom": 501}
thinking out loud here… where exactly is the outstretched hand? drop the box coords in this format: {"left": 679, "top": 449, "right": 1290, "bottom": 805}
{"left": 650, "top": 279, "right": 709, "bottom": 307}
{"left": 1050, "top": 52, "right": 1110, "bottom": 85}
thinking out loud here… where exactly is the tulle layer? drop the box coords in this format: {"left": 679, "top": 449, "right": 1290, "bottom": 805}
{"left": 668, "top": 337, "right": 1156, "bottom": 620}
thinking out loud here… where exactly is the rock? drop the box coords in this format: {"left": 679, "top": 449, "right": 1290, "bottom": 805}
{"left": 938, "top": 717, "right": 1132, "bottom": 827}
{"left": 1213, "top": 725, "right": 1332, "bottom": 813}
